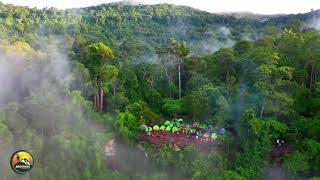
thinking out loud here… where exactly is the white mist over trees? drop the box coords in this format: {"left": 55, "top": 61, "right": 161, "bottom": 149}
{"left": 0, "top": 2, "right": 319, "bottom": 180}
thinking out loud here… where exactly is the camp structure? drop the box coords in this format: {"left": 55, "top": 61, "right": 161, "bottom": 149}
{"left": 140, "top": 124, "right": 148, "bottom": 130}
{"left": 164, "top": 120, "right": 171, "bottom": 126}
{"left": 153, "top": 125, "right": 160, "bottom": 130}
{"left": 211, "top": 133, "right": 217, "bottom": 140}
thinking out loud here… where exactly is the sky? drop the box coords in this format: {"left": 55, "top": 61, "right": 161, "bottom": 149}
{"left": 1, "top": 0, "right": 320, "bottom": 15}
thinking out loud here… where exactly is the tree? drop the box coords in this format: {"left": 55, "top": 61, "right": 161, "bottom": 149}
{"left": 284, "top": 152, "right": 310, "bottom": 174}
{"left": 251, "top": 48, "right": 294, "bottom": 117}
{"left": 157, "top": 38, "right": 190, "bottom": 99}
{"left": 156, "top": 46, "right": 175, "bottom": 98}
{"left": 285, "top": 19, "right": 303, "bottom": 32}
{"left": 233, "top": 40, "right": 253, "bottom": 56}
{"left": 215, "top": 48, "right": 237, "bottom": 97}
{"left": 235, "top": 110, "right": 288, "bottom": 179}
{"left": 168, "top": 38, "right": 190, "bottom": 99}
{"left": 182, "top": 90, "right": 206, "bottom": 122}
{"left": 85, "top": 42, "right": 116, "bottom": 111}
{"left": 161, "top": 98, "right": 182, "bottom": 118}
{"left": 117, "top": 110, "right": 139, "bottom": 140}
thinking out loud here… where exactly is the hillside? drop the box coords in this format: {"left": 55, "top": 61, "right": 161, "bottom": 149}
{"left": 0, "top": 1, "right": 320, "bottom": 180}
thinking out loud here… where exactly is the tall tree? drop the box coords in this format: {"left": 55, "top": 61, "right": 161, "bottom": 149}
{"left": 251, "top": 48, "right": 294, "bottom": 117}
{"left": 168, "top": 38, "right": 190, "bottom": 99}
{"left": 215, "top": 48, "right": 237, "bottom": 97}
{"left": 157, "top": 38, "right": 190, "bottom": 99}
{"left": 85, "top": 42, "right": 117, "bottom": 111}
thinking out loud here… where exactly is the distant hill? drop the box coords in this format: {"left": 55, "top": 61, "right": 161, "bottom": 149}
{"left": 0, "top": 2, "right": 319, "bottom": 55}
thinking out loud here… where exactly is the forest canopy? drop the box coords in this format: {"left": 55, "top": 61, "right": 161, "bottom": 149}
{"left": 0, "top": 1, "right": 319, "bottom": 180}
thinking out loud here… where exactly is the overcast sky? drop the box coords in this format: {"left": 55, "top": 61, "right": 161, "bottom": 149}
{"left": 1, "top": 0, "right": 320, "bottom": 15}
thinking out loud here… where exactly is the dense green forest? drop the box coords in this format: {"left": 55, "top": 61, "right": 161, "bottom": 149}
{"left": 0, "top": 1, "right": 319, "bottom": 180}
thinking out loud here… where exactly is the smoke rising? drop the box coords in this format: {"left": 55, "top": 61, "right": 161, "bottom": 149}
{"left": 0, "top": 36, "right": 174, "bottom": 179}
{"left": 0, "top": 38, "right": 116, "bottom": 179}
{"left": 190, "top": 26, "right": 235, "bottom": 55}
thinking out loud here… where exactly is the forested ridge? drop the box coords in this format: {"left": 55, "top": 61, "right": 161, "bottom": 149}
{"left": 0, "top": 1, "right": 319, "bottom": 180}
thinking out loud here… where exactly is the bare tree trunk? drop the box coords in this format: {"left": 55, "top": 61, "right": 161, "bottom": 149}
{"left": 50, "top": 118, "right": 55, "bottom": 133}
{"left": 99, "top": 88, "right": 104, "bottom": 112}
{"left": 178, "top": 63, "right": 181, "bottom": 99}
{"left": 164, "top": 68, "right": 172, "bottom": 98}
{"left": 310, "top": 63, "right": 315, "bottom": 90}
{"left": 260, "top": 98, "right": 265, "bottom": 118}
{"left": 226, "top": 69, "right": 230, "bottom": 97}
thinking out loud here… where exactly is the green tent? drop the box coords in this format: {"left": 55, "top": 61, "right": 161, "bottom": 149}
{"left": 148, "top": 127, "right": 152, "bottom": 132}
{"left": 166, "top": 126, "right": 171, "bottom": 131}
{"left": 160, "top": 125, "right": 166, "bottom": 130}
{"left": 169, "top": 123, "right": 175, "bottom": 128}
{"left": 172, "top": 127, "right": 179, "bottom": 132}
{"left": 211, "top": 133, "right": 217, "bottom": 140}
{"left": 177, "top": 118, "right": 183, "bottom": 122}
{"left": 164, "top": 120, "right": 171, "bottom": 126}
{"left": 153, "top": 125, "right": 160, "bottom": 130}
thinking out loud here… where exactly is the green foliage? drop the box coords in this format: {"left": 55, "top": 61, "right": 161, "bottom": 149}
{"left": 284, "top": 152, "right": 310, "bottom": 174}
{"left": 235, "top": 110, "right": 288, "bottom": 179}
{"left": 117, "top": 111, "right": 139, "bottom": 140}
{"left": 190, "top": 152, "right": 227, "bottom": 180}
{"left": 101, "top": 64, "right": 119, "bottom": 91}
{"left": 161, "top": 98, "right": 182, "bottom": 117}
{"left": 85, "top": 42, "right": 114, "bottom": 78}
{"left": 1, "top": 2, "right": 320, "bottom": 179}
{"left": 125, "top": 101, "right": 160, "bottom": 122}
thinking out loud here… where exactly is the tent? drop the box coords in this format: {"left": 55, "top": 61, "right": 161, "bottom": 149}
{"left": 166, "top": 126, "right": 171, "bottom": 131}
{"left": 148, "top": 127, "right": 152, "bottom": 132}
{"left": 218, "top": 128, "right": 226, "bottom": 135}
{"left": 169, "top": 123, "right": 175, "bottom": 128}
{"left": 140, "top": 124, "right": 148, "bottom": 130}
{"left": 164, "top": 120, "right": 171, "bottom": 126}
{"left": 172, "top": 127, "right": 179, "bottom": 132}
{"left": 160, "top": 125, "right": 166, "bottom": 130}
{"left": 204, "top": 132, "right": 210, "bottom": 138}
{"left": 177, "top": 119, "right": 183, "bottom": 122}
{"left": 176, "top": 122, "right": 182, "bottom": 128}
{"left": 153, "top": 125, "right": 160, "bottom": 130}
{"left": 211, "top": 133, "right": 217, "bottom": 140}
